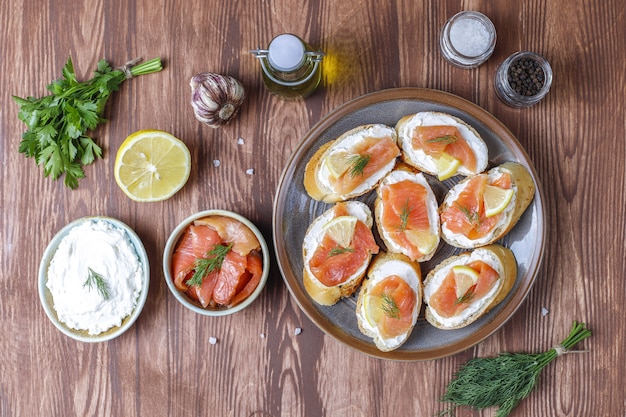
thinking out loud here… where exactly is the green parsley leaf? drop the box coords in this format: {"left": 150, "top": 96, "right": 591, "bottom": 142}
{"left": 13, "top": 56, "right": 162, "bottom": 188}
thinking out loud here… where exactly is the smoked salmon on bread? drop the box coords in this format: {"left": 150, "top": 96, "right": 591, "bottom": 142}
{"left": 356, "top": 252, "right": 422, "bottom": 352}
{"left": 439, "top": 161, "right": 536, "bottom": 248}
{"left": 303, "top": 124, "right": 400, "bottom": 203}
{"left": 395, "top": 112, "right": 488, "bottom": 180}
{"left": 302, "top": 201, "right": 379, "bottom": 306}
{"left": 374, "top": 164, "right": 440, "bottom": 262}
{"left": 423, "top": 244, "right": 516, "bottom": 330}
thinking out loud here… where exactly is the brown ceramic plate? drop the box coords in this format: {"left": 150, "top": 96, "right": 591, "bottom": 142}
{"left": 272, "top": 88, "right": 546, "bottom": 361}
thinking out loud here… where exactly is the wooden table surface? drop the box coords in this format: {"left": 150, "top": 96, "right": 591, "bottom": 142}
{"left": 1, "top": 0, "right": 624, "bottom": 416}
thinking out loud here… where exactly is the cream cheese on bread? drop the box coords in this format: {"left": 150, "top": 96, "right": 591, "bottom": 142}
{"left": 303, "top": 124, "right": 399, "bottom": 203}
{"left": 356, "top": 252, "right": 422, "bottom": 351}
{"left": 423, "top": 245, "right": 517, "bottom": 330}
{"left": 375, "top": 168, "right": 440, "bottom": 261}
{"left": 396, "top": 112, "right": 488, "bottom": 177}
{"left": 302, "top": 201, "right": 378, "bottom": 306}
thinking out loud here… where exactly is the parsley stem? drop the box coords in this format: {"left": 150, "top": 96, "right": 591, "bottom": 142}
{"left": 128, "top": 57, "right": 163, "bottom": 76}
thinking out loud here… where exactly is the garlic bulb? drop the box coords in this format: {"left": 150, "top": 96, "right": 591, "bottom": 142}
{"left": 190, "top": 73, "right": 245, "bottom": 128}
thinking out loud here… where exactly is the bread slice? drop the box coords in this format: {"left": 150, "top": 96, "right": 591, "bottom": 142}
{"left": 423, "top": 244, "right": 517, "bottom": 330}
{"left": 374, "top": 164, "right": 440, "bottom": 262}
{"left": 302, "top": 201, "right": 379, "bottom": 306}
{"left": 440, "top": 161, "right": 536, "bottom": 248}
{"left": 356, "top": 252, "right": 422, "bottom": 352}
{"left": 303, "top": 124, "right": 400, "bottom": 203}
{"left": 395, "top": 111, "right": 488, "bottom": 178}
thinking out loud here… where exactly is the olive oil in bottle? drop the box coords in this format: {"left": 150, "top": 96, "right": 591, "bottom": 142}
{"left": 251, "top": 34, "right": 324, "bottom": 100}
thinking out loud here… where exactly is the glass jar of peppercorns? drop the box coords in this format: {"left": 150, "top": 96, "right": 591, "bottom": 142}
{"left": 494, "top": 51, "right": 553, "bottom": 107}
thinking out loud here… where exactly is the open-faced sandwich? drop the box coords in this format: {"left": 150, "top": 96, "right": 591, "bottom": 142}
{"left": 423, "top": 244, "right": 516, "bottom": 330}
{"left": 374, "top": 164, "right": 440, "bottom": 262}
{"left": 439, "top": 161, "right": 536, "bottom": 248}
{"left": 395, "top": 111, "right": 488, "bottom": 180}
{"left": 356, "top": 252, "right": 422, "bottom": 352}
{"left": 304, "top": 124, "right": 400, "bottom": 203}
{"left": 302, "top": 201, "right": 380, "bottom": 306}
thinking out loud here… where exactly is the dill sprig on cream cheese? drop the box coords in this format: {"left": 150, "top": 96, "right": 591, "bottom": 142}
{"left": 84, "top": 267, "right": 110, "bottom": 300}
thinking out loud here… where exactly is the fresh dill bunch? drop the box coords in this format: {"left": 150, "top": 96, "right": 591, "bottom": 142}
{"left": 438, "top": 320, "right": 592, "bottom": 417}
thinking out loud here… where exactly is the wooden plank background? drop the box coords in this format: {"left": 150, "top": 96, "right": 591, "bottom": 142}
{"left": 1, "top": 0, "right": 624, "bottom": 415}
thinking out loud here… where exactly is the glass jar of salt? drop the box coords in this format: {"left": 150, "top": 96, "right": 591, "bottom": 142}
{"left": 440, "top": 11, "right": 496, "bottom": 68}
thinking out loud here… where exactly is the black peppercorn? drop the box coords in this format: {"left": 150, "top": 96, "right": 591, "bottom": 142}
{"left": 506, "top": 57, "right": 545, "bottom": 96}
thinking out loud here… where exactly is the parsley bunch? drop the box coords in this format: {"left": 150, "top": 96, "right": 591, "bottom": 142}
{"left": 13, "top": 56, "right": 162, "bottom": 189}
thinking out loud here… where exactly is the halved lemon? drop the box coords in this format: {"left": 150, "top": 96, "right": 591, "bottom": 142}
{"left": 452, "top": 265, "right": 480, "bottom": 299}
{"left": 323, "top": 215, "right": 358, "bottom": 247}
{"left": 436, "top": 152, "right": 462, "bottom": 181}
{"left": 405, "top": 229, "right": 439, "bottom": 255}
{"left": 114, "top": 130, "right": 191, "bottom": 202}
{"left": 483, "top": 185, "right": 514, "bottom": 217}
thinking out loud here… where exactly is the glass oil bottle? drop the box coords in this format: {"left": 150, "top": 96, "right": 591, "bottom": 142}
{"left": 251, "top": 34, "right": 324, "bottom": 100}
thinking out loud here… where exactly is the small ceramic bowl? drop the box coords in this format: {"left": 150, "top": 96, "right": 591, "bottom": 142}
{"left": 38, "top": 216, "right": 150, "bottom": 343}
{"left": 163, "top": 209, "right": 270, "bottom": 316}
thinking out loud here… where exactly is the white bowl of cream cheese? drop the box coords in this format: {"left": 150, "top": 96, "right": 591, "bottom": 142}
{"left": 38, "top": 216, "right": 150, "bottom": 342}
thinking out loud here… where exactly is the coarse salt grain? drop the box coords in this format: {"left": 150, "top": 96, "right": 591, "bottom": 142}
{"left": 449, "top": 18, "right": 491, "bottom": 57}
{"left": 209, "top": 336, "right": 217, "bottom": 344}
{"left": 246, "top": 168, "right": 254, "bottom": 175}
{"left": 294, "top": 327, "right": 302, "bottom": 335}
{"left": 260, "top": 333, "right": 266, "bottom": 339}
{"left": 237, "top": 138, "right": 245, "bottom": 145}
{"left": 213, "top": 159, "right": 221, "bottom": 167}
{"left": 541, "top": 307, "right": 550, "bottom": 317}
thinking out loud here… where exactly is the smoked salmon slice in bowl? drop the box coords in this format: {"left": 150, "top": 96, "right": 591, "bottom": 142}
{"left": 163, "top": 210, "right": 270, "bottom": 316}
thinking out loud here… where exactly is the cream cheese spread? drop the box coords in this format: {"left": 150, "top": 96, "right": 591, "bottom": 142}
{"left": 356, "top": 259, "right": 420, "bottom": 350}
{"left": 46, "top": 220, "right": 143, "bottom": 335}
{"left": 318, "top": 124, "right": 398, "bottom": 198}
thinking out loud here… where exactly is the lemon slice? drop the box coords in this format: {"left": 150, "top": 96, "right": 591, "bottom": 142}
{"left": 323, "top": 215, "right": 358, "bottom": 247}
{"left": 114, "top": 130, "right": 191, "bottom": 202}
{"left": 483, "top": 185, "right": 514, "bottom": 217}
{"left": 452, "top": 265, "right": 480, "bottom": 299}
{"left": 436, "top": 153, "right": 462, "bottom": 181}
{"left": 405, "top": 229, "right": 439, "bottom": 255}
{"left": 363, "top": 294, "right": 384, "bottom": 327}
{"left": 324, "top": 150, "right": 355, "bottom": 178}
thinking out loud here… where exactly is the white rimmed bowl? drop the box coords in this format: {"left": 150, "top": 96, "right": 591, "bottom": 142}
{"left": 38, "top": 216, "right": 150, "bottom": 343}
{"left": 163, "top": 209, "right": 270, "bottom": 316}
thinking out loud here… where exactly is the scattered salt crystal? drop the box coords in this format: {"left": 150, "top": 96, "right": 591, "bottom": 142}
{"left": 213, "top": 159, "right": 221, "bottom": 167}
{"left": 541, "top": 307, "right": 550, "bottom": 317}
{"left": 294, "top": 327, "right": 302, "bottom": 336}
{"left": 209, "top": 336, "right": 218, "bottom": 345}
{"left": 237, "top": 138, "right": 245, "bottom": 145}
{"left": 246, "top": 168, "right": 254, "bottom": 175}
{"left": 260, "top": 333, "right": 266, "bottom": 339}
